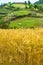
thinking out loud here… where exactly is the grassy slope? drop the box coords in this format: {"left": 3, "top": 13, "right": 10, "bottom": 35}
{"left": 9, "top": 17, "right": 43, "bottom": 28}
{"left": 0, "top": 28, "right": 43, "bottom": 65}
{"left": 7, "top": 4, "right": 43, "bottom": 28}
{"left": 13, "top": 9, "right": 30, "bottom": 16}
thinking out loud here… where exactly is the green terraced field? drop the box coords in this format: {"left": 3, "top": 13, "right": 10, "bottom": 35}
{"left": 9, "top": 17, "right": 43, "bottom": 28}
{"left": 0, "top": 3, "right": 43, "bottom": 29}
{"left": 12, "top": 3, "right": 25, "bottom": 8}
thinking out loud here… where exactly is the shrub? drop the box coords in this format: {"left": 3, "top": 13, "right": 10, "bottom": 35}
{"left": 0, "top": 20, "right": 9, "bottom": 29}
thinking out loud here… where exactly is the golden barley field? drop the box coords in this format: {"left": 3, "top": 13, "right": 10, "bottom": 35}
{"left": 0, "top": 28, "right": 43, "bottom": 65}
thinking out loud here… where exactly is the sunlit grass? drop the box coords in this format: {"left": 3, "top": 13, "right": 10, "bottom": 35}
{"left": 9, "top": 17, "right": 43, "bottom": 28}
{"left": 12, "top": 3, "right": 25, "bottom": 8}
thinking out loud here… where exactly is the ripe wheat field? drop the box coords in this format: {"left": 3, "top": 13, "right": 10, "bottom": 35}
{"left": 0, "top": 28, "right": 43, "bottom": 65}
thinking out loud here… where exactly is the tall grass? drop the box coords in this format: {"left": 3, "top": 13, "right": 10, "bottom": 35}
{"left": 0, "top": 28, "right": 43, "bottom": 65}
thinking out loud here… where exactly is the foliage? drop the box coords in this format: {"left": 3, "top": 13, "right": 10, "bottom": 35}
{"left": 35, "top": 0, "right": 43, "bottom": 4}
{"left": 7, "top": 2, "right": 12, "bottom": 7}
{"left": 25, "top": 1, "right": 27, "bottom": 9}
{"left": 35, "top": 5, "right": 43, "bottom": 12}
{"left": 0, "top": 20, "right": 9, "bottom": 29}
{"left": 28, "top": 0, "right": 31, "bottom": 5}
{"left": 34, "top": 4, "right": 38, "bottom": 9}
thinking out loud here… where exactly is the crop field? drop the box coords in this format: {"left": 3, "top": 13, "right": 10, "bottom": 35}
{"left": 9, "top": 17, "right": 43, "bottom": 28}
{"left": 0, "top": 0, "right": 43, "bottom": 65}
{"left": 13, "top": 9, "right": 30, "bottom": 16}
{"left": 12, "top": 3, "right": 25, "bottom": 8}
{"left": 0, "top": 28, "right": 43, "bottom": 65}
{"left": 0, "top": 3, "right": 43, "bottom": 29}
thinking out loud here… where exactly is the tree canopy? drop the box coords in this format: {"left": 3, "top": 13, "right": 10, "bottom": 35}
{"left": 35, "top": 0, "right": 43, "bottom": 4}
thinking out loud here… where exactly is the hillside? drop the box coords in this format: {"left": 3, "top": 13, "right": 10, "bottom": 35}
{"left": 0, "top": 3, "right": 43, "bottom": 28}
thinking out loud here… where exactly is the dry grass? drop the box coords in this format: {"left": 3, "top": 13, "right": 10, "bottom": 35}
{"left": 0, "top": 28, "right": 43, "bottom": 65}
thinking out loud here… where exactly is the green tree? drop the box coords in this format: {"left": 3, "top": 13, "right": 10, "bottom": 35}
{"left": 8, "top": 2, "right": 12, "bottom": 7}
{"left": 25, "top": 1, "right": 27, "bottom": 9}
{"left": 28, "top": 0, "right": 31, "bottom": 5}
{"left": 34, "top": 4, "right": 38, "bottom": 9}
{"left": 35, "top": 0, "right": 43, "bottom": 4}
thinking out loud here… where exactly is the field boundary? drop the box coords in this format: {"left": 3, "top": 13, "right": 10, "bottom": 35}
{"left": 5, "top": 14, "right": 43, "bottom": 22}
